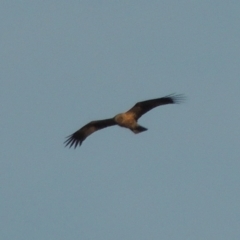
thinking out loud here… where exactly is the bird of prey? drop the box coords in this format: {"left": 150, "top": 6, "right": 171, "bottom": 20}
{"left": 64, "top": 94, "right": 185, "bottom": 148}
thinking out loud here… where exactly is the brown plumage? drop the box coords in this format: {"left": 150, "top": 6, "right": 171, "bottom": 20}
{"left": 64, "top": 94, "right": 185, "bottom": 148}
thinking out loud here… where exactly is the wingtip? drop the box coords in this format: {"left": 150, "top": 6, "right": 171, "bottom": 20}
{"left": 64, "top": 134, "right": 83, "bottom": 149}
{"left": 167, "top": 93, "right": 186, "bottom": 104}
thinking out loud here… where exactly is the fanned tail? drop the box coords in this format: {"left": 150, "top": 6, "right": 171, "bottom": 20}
{"left": 131, "top": 125, "right": 148, "bottom": 134}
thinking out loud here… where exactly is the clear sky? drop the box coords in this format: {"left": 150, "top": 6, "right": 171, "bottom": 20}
{"left": 1, "top": 1, "right": 240, "bottom": 239}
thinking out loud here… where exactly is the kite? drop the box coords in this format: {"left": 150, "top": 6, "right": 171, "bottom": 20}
{"left": 64, "top": 94, "right": 185, "bottom": 148}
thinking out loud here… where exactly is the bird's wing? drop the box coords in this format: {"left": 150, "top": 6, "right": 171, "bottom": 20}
{"left": 64, "top": 118, "right": 116, "bottom": 148}
{"left": 126, "top": 94, "right": 185, "bottom": 120}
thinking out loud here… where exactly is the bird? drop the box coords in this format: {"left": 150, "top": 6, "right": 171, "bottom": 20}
{"left": 64, "top": 94, "right": 185, "bottom": 148}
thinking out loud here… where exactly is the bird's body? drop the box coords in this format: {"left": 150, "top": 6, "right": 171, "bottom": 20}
{"left": 115, "top": 113, "right": 137, "bottom": 129}
{"left": 114, "top": 112, "right": 147, "bottom": 133}
{"left": 64, "top": 94, "right": 185, "bottom": 148}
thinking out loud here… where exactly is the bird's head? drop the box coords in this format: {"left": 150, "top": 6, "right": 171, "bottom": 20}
{"left": 114, "top": 113, "right": 124, "bottom": 123}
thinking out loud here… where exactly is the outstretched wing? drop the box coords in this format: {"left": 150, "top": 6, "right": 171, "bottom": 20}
{"left": 126, "top": 94, "right": 185, "bottom": 120}
{"left": 64, "top": 118, "right": 116, "bottom": 148}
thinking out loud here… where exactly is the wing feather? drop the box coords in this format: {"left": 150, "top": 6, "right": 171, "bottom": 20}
{"left": 64, "top": 118, "right": 116, "bottom": 148}
{"left": 127, "top": 94, "right": 185, "bottom": 119}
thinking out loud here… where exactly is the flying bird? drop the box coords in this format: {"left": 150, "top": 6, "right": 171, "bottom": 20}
{"left": 64, "top": 94, "right": 185, "bottom": 148}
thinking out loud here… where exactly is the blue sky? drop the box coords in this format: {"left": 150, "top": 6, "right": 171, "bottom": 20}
{"left": 1, "top": 1, "right": 240, "bottom": 239}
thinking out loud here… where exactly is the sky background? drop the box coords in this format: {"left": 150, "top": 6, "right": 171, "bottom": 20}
{"left": 1, "top": 1, "right": 240, "bottom": 239}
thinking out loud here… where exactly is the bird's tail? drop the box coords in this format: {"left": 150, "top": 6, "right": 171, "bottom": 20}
{"left": 131, "top": 125, "right": 148, "bottom": 134}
